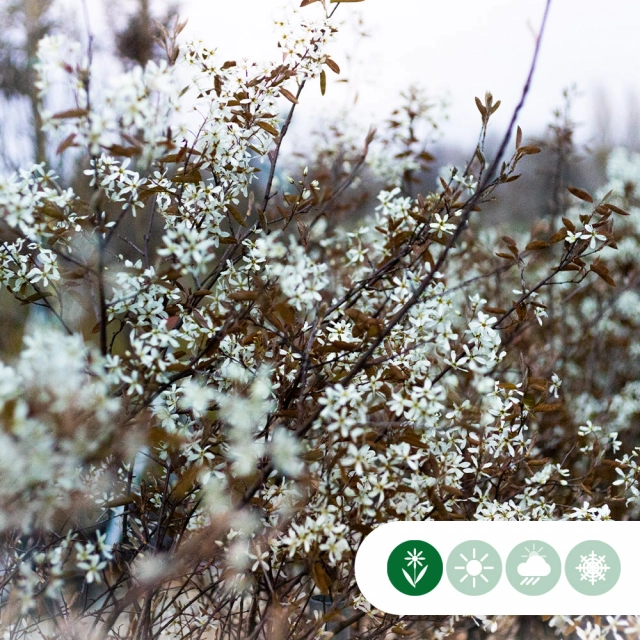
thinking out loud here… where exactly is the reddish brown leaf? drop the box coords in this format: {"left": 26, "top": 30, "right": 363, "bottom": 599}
{"left": 484, "top": 305, "right": 507, "bottom": 314}
{"left": 51, "top": 108, "right": 88, "bottom": 119}
{"left": 107, "top": 144, "right": 141, "bottom": 158}
{"left": 56, "top": 133, "right": 77, "bottom": 155}
{"left": 534, "top": 403, "right": 563, "bottom": 413}
{"left": 310, "top": 562, "right": 330, "bottom": 595}
{"left": 280, "top": 88, "right": 299, "bottom": 104}
{"left": 550, "top": 228, "right": 568, "bottom": 243}
{"left": 590, "top": 261, "right": 616, "bottom": 287}
{"left": 325, "top": 58, "right": 341, "bottom": 74}
{"left": 256, "top": 121, "right": 279, "bottom": 137}
{"left": 567, "top": 186, "right": 594, "bottom": 203}
{"left": 525, "top": 240, "right": 550, "bottom": 251}
{"left": 605, "top": 203, "right": 630, "bottom": 216}
{"left": 166, "top": 316, "right": 181, "bottom": 330}
{"left": 515, "top": 125, "right": 523, "bottom": 149}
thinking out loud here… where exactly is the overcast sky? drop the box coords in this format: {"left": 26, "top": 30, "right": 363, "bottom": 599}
{"left": 179, "top": 0, "right": 640, "bottom": 149}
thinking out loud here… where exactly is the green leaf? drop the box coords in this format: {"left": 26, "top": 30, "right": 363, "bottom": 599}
{"left": 402, "top": 568, "right": 415, "bottom": 588}
{"left": 415, "top": 565, "right": 428, "bottom": 585}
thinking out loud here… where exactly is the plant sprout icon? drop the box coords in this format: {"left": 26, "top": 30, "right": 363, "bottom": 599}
{"left": 402, "top": 548, "right": 428, "bottom": 588}
{"left": 453, "top": 546, "right": 495, "bottom": 589}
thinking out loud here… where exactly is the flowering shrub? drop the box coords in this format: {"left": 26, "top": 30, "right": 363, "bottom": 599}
{"left": 1, "top": 1, "right": 640, "bottom": 639}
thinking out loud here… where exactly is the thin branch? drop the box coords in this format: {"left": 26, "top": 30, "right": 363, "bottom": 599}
{"left": 260, "top": 81, "right": 307, "bottom": 226}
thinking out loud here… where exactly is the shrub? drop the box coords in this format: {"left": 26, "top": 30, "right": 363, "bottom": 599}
{"left": 0, "top": 1, "right": 639, "bottom": 639}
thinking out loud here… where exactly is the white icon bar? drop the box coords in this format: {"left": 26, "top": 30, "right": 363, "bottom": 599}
{"left": 355, "top": 521, "right": 640, "bottom": 615}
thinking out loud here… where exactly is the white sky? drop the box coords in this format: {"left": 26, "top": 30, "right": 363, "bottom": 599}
{"left": 180, "top": 0, "right": 640, "bottom": 149}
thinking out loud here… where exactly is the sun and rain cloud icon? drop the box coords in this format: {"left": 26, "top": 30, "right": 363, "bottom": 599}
{"left": 517, "top": 543, "right": 551, "bottom": 586}
{"left": 506, "top": 540, "right": 562, "bottom": 595}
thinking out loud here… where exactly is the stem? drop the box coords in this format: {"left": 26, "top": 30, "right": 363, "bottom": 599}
{"left": 97, "top": 230, "right": 108, "bottom": 356}
{"left": 260, "top": 81, "right": 306, "bottom": 225}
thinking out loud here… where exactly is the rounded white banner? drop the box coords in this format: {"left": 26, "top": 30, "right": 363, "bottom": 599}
{"left": 354, "top": 521, "right": 640, "bottom": 614}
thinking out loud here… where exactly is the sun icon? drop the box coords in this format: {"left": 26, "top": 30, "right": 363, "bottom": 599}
{"left": 453, "top": 546, "right": 495, "bottom": 589}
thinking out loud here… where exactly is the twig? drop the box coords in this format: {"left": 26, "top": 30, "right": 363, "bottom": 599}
{"left": 260, "top": 81, "right": 307, "bottom": 226}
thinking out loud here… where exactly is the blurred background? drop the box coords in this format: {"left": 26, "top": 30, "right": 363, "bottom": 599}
{"left": 179, "top": 0, "right": 640, "bottom": 151}
{"left": 2, "top": 0, "right": 640, "bottom": 165}
{"left": 2, "top": 0, "right": 637, "bottom": 352}
{"left": 1, "top": 0, "right": 639, "bottom": 253}
{"left": 2, "top": 0, "right": 639, "bottom": 190}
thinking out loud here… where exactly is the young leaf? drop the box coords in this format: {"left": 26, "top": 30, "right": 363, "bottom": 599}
{"left": 515, "top": 125, "right": 523, "bottom": 150}
{"left": 550, "top": 228, "right": 568, "bottom": 243}
{"left": 590, "top": 261, "right": 616, "bottom": 287}
{"left": 107, "top": 144, "right": 141, "bottom": 158}
{"left": 56, "top": 133, "right": 77, "bottom": 155}
{"left": 280, "top": 88, "right": 299, "bottom": 104}
{"left": 51, "top": 108, "right": 88, "bottom": 119}
{"left": 311, "top": 562, "right": 331, "bottom": 595}
{"left": 325, "top": 58, "right": 341, "bottom": 74}
{"left": 525, "top": 240, "right": 550, "bottom": 251}
{"left": 320, "top": 69, "right": 327, "bottom": 96}
{"left": 227, "top": 204, "right": 248, "bottom": 227}
{"left": 534, "top": 403, "right": 563, "bottom": 413}
{"left": 605, "top": 203, "right": 630, "bottom": 216}
{"left": 567, "top": 186, "right": 594, "bottom": 203}
{"left": 257, "top": 121, "right": 279, "bottom": 137}
{"left": 391, "top": 627, "right": 414, "bottom": 637}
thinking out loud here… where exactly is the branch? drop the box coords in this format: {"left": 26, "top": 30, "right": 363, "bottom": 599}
{"left": 260, "top": 81, "right": 307, "bottom": 227}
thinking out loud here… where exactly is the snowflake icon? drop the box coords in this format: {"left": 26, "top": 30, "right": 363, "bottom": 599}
{"left": 576, "top": 550, "right": 610, "bottom": 586}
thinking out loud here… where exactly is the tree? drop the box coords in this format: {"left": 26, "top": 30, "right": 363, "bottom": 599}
{"left": 0, "top": 0, "right": 180, "bottom": 170}
{"left": 0, "top": 0, "right": 54, "bottom": 165}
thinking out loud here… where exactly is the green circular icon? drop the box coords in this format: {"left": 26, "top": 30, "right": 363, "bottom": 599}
{"left": 506, "top": 540, "right": 561, "bottom": 595}
{"left": 565, "top": 540, "right": 620, "bottom": 595}
{"left": 446, "top": 540, "right": 502, "bottom": 595}
{"left": 387, "top": 540, "right": 443, "bottom": 596}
